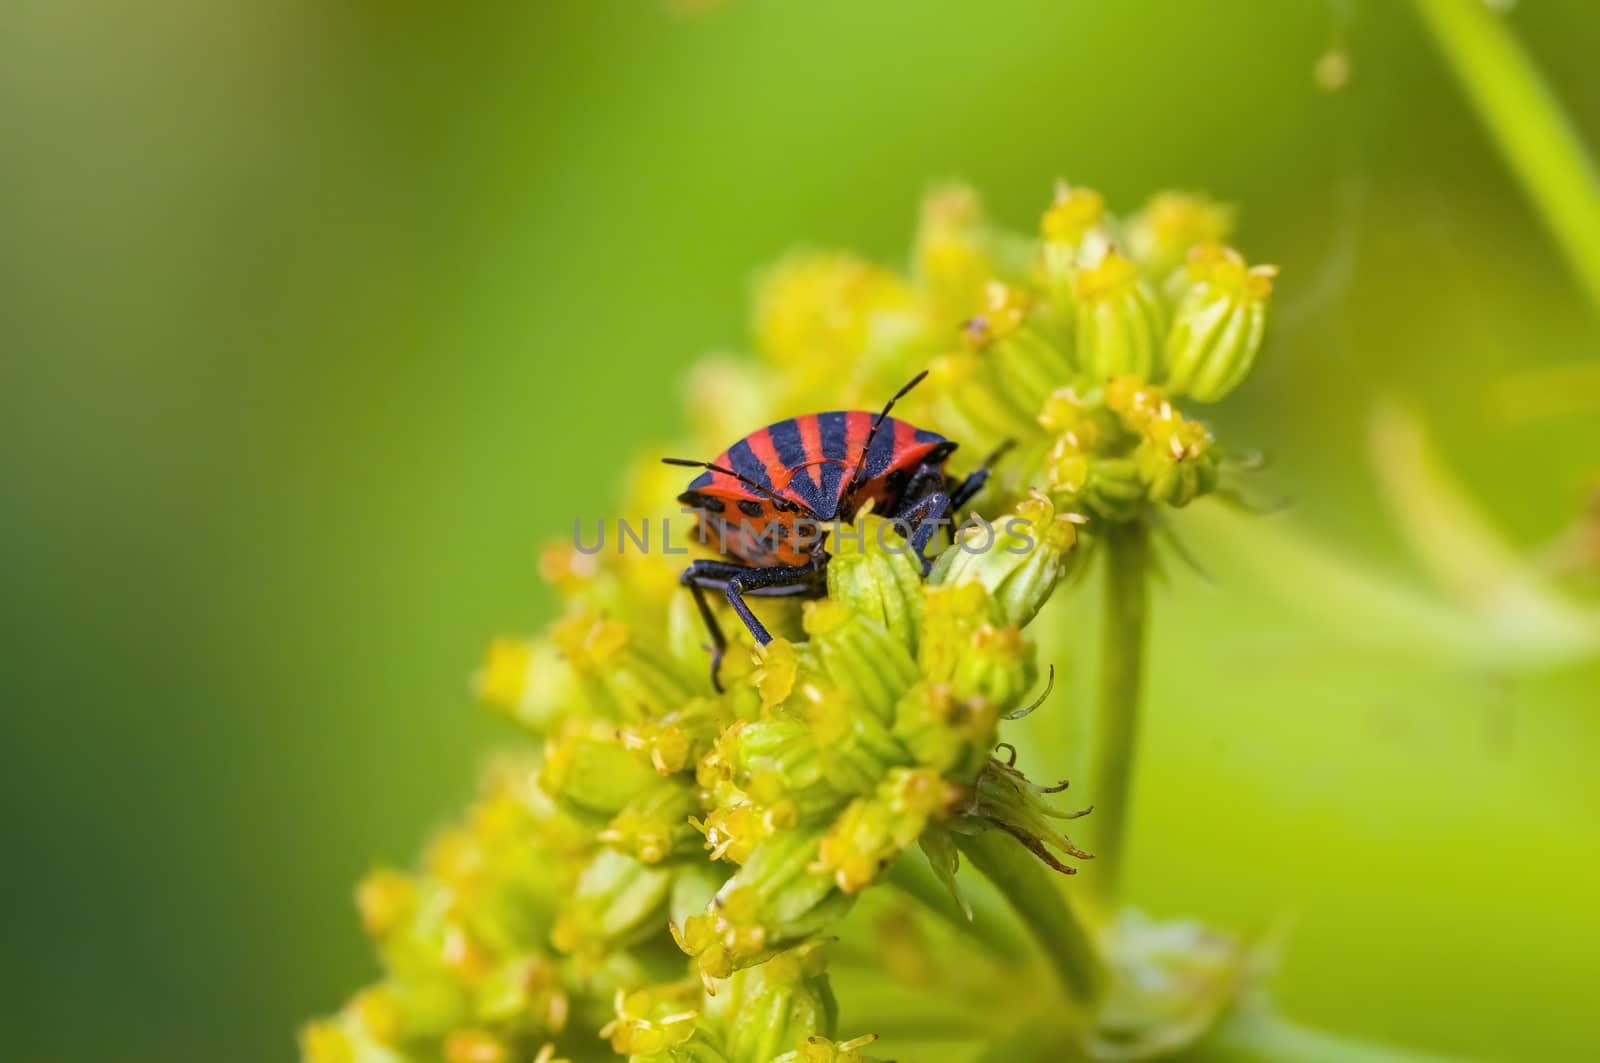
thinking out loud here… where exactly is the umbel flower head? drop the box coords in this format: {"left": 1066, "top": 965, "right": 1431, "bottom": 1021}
{"left": 304, "top": 180, "right": 1277, "bottom": 1062}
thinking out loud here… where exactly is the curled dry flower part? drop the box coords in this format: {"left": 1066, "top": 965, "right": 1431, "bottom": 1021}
{"left": 305, "top": 180, "right": 1282, "bottom": 1063}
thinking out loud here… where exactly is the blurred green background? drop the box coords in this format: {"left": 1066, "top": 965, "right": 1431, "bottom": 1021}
{"left": 3, "top": 1, "right": 1597, "bottom": 1060}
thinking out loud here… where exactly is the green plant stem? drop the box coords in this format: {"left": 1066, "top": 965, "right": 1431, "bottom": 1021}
{"left": 955, "top": 828, "right": 1105, "bottom": 1004}
{"left": 1193, "top": 1012, "right": 1466, "bottom": 1063}
{"left": 1411, "top": 0, "right": 1600, "bottom": 312}
{"left": 1087, "top": 519, "right": 1150, "bottom": 903}
{"left": 884, "top": 850, "right": 1030, "bottom": 961}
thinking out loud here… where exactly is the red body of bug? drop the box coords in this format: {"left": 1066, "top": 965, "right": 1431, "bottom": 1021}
{"left": 665, "top": 372, "right": 1000, "bottom": 689}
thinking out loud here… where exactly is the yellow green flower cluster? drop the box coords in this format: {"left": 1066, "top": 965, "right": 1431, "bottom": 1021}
{"left": 305, "top": 501, "right": 1084, "bottom": 1061}
{"left": 932, "top": 185, "right": 1273, "bottom": 524}
{"left": 305, "top": 180, "right": 1278, "bottom": 1062}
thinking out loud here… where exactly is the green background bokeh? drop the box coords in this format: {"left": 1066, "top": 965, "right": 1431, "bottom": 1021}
{"left": 2, "top": 2, "right": 1596, "bottom": 1060}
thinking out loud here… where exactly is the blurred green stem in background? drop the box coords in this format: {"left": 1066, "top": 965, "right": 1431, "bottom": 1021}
{"left": 1087, "top": 519, "right": 1150, "bottom": 903}
{"left": 1199, "top": 1014, "right": 1465, "bottom": 1063}
{"left": 956, "top": 829, "right": 1105, "bottom": 1005}
{"left": 1411, "top": 0, "right": 1600, "bottom": 314}
{"left": 884, "top": 849, "right": 1031, "bottom": 961}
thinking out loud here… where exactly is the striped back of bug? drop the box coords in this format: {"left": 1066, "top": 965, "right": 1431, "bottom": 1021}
{"left": 677, "top": 412, "right": 956, "bottom": 565}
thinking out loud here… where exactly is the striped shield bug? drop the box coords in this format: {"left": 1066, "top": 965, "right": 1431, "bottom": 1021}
{"left": 665, "top": 371, "right": 1007, "bottom": 689}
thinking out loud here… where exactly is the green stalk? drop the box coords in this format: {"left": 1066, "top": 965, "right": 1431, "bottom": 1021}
{"left": 1411, "top": 0, "right": 1600, "bottom": 312}
{"left": 955, "top": 828, "right": 1105, "bottom": 1004}
{"left": 1087, "top": 519, "right": 1150, "bottom": 903}
{"left": 884, "top": 850, "right": 1031, "bottom": 961}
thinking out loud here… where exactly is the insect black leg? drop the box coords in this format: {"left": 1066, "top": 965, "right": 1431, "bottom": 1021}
{"left": 896, "top": 491, "right": 951, "bottom": 577}
{"left": 898, "top": 464, "right": 947, "bottom": 509}
{"left": 949, "top": 439, "right": 1014, "bottom": 511}
{"left": 947, "top": 468, "right": 989, "bottom": 512}
{"left": 725, "top": 556, "right": 825, "bottom": 648}
{"left": 681, "top": 556, "right": 825, "bottom": 692}
{"left": 681, "top": 559, "right": 754, "bottom": 692}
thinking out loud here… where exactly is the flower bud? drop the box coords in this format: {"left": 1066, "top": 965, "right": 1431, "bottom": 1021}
{"left": 916, "top": 582, "right": 1037, "bottom": 711}
{"left": 1075, "top": 250, "right": 1166, "bottom": 383}
{"left": 801, "top": 600, "right": 918, "bottom": 724}
{"left": 674, "top": 903, "right": 771, "bottom": 985}
{"left": 355, "top": 868, "right": 418, "bottom": 941}
{"left": 813, "top": 768, "right": 954, "bottom": 893}
{"left": 548, "top": 613, "right": 694, "bottom": 722}
{"left": 915, "top": 183, "right": 1000, "bottom": 322}
{"left": 677, "top": 832, "right": 853, "bottom": 983}
{"left": 1084, "top": 910, "right": 1252, "bottom": 1061}
{"left": 1104, "top": 374, "right": 1174, "bottom": 430}
{"left": 916, "top": 582, "right": 997, "bottom": 681}
{"left": 710, "top": 944, "right": 838, "bottom": 1062}
{"left": 1135, "top": 415, "right": 1219, "bottom": 508}
{"left": 599, "top": 780, "right": 702, "bottom": 864}
{"left": 472, "top": 955, "right": 569, "bottom": 1035}
{"left": 891, "top": 681, "right": 1000, "bottom": 782}
{"left": 1039, "top": 183, "right": 1116, "bottom": 321}
{"left": 1044, "top": 439, "right": 1146, "bottom": 524}
{"left": 684, "top": 357, "right": 773, "bottom": 458}
{"left": 600, "top": 984, "right": 702, "bottom": 1056}
{"left": 701, "top": 716, "right": 861, "bottom": 826}
{"left": 552, "top": 849, "right": 674, "bottom": 955}
{"left": 926, "top": 350, "right": 1045, "bottom": 452}
{"left": 929, "top": 490, "right": 1080, "bottom": 628}
{"left": 798, "top": 682, "right": 909, "bottom": 789}
{"left": 476, "top": 638, "right": 576, "bottom": 736}
{"left": 1162, "top": 244, "right": 1275, "bottom": 402}
{"left": 1041, "top": 183, "right": 1110, "bottom": 252}
{"left": 697, "top": 801, "right": 793, "bottom": 865}
{"left": 1125, "top": 192, "right": 1235, "bottom": 284}
{"left": 960, "top": 282, "right": 1075, "bottom": 416}
{"left": 538, "top": 725, "right": 660, "bottom": 823}
{"left": 824, "top": 515, "right": 924, "bottom": 653}
{"left": 617, "top": 701, "right": 723, "bottom": 776}
{"left": 1036, "top": 385, "right": 1098, "bottom": 436}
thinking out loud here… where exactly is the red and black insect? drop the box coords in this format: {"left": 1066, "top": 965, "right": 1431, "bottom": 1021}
{"left": 665, "top": 371, "right": 1003, "bottom": 689}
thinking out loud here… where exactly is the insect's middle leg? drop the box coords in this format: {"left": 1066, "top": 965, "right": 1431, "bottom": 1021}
{"left": 681, "top": 558, "right": 752, "bottom": 691}
{"left": 725, "top": 556, "right": 825, "bottom": 647}
{"left": 681, "top": 555, "right": 825, "bottom": 692}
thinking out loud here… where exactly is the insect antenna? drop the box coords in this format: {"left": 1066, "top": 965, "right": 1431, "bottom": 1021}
{"left": 661, "top": 457, "right": 821, "bottom": 519}
{"left": 844, "top": 369, "right": 929, "bottom": 497}
{"left": 981, "top": 438, "right": 1017, "bottom": 469}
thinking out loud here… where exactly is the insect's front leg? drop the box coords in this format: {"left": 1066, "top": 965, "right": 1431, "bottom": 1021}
{"left": 948, "top": 440, "right": 1014, "bottom": 511}
{"left": 894, "top": 490, "right": 952, "bottom": 577}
